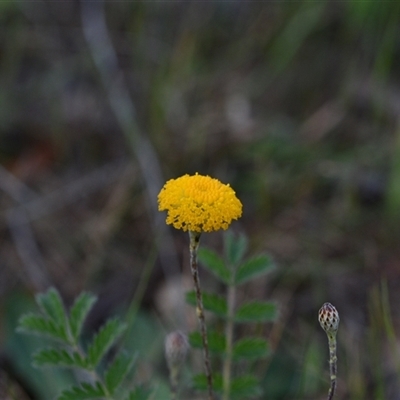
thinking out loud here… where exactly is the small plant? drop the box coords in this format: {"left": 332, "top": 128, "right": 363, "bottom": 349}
{"left": 158, "top": 173, "right": 243, "bottom": 400}
{"left": 17, "top": 288, "right": 146, "bottom": 400}
{"left": 318, "top": 302, "right": 340, "bottom": 400}
{"left": 187, "top": 231, "right": 277, "bottom": 399}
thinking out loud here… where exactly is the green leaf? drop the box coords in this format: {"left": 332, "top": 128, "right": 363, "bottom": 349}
{"left": 235, "top": 255, "right": 274, "bottom": 285}
{"left": 70, "top": 292, "right": 97, "bottom": 342}
{"left": 36, "top": 288, "right": 69, "bottom": 341}
{"left": 232, "top": 337, "right": 270, "bottom": 360}
{"left": 17, "top": 313, "right": 67, "bottom": 342}
{"left": 58, "top": 381, "right": 107, "bottom": 400}
{"left": 198, "top": 248, "right": 230, "bottom": 284}
{"left": 193, "top": 373, "right": 223, "bottom": 393}
{"left": 189, "top": 330, "right": 226, "bottom": 354}
{"left": 125, "top": 386, "right": 152, "bottom": 400}
{"left": 186, "top": 291, "right": 227, "bottom": 318}
{"left": 224, "top": 231, "right": 248, "bottom": 266}
{"left": 33, "top": 347, "right": 87, "bottom": 369}
{"left": 105, "top": 350, "right": 136, "bottom": 394}
{"left": 87, "top": 317, "right": 127, "bottom": 368}
{"left": 231, "top": 375, "right": 262, "bottom": 399}
{"left": 235, "top": 301, "right": 277, "bottom": 323}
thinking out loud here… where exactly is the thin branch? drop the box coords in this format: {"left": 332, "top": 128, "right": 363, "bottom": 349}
{"left": 80, "top": 0, "right": 181, "bottom": 286}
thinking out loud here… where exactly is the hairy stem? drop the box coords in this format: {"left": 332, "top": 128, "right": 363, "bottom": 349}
{"left": 222, "top": 284, "right": 235, "bottom": 400}
{"left": 169, "top": 367, "right": 179, "bottom": 400}
{"left": 188, "top": 231, "right": 214, "bottom": 400}
{"left": 327, "top": 332, "right": 337, "bottom": 400}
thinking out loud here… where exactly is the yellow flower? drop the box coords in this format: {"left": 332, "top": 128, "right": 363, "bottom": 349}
{"left": 158, "top": 173, "right": 242, "bottom": 232}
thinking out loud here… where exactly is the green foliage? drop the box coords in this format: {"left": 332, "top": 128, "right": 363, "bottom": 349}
{"left": 186, "top": 290, "right": 228, "bottom": 317}
{"left": 189, "top": 330, "right": 226, "bottom": 354}
{"left": 232, "top": 337, "right": 270, "bottom": 360}
{"left": 69, "top": 292, "right": 97, "bottom": 342}
{"left": 187, "top": 231, "right": 277, "bottom": 399}
{"left": 87, "top": 317, "right": 127, "bottom": 368}
{"left": 198, "top": 248, "right": 230, "bottom": 284}
{"left": 58, "top": 382, "right": 107, "bottom": 400}
{"left": 235, "top": 255, "right": 274, "bottom": 286}
{"left": 17, "top": 287, "right": 140, "bottom": 400}
{"left": 235, "top": 301, "right": 277, "bottom": 323}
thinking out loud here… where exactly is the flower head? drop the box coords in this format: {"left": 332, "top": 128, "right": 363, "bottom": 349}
{"left": 318, "top": 302, "right": 340, "bottom": 334}
{"left": 158, "top": 173, "right": 242, "bottom": 232}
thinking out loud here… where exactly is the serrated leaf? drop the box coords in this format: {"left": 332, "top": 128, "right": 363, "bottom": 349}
{"left": 231, "top": 375, "right": 262, "bottom": 399}
{"left": 70, "top": 292, "right": 97, "bottom": 342}
{"left": 186, "top": 291, "right": 227, "bottom": 318}
{"left": 105, "top": 350, "right": 136, "bottom": 394}
{"left": 36, "top": 288, "right": 68, "bottom": 327}
{"left": 189, "top": 330, "right": 226, "bottom": 354}
{"left": 17, "top": 313, "right": 67, "bottom": 342}
{"left": 58, "top": 381, "right": 106, "bottom": 400}
{"left": 193, "top": 373, "right": 223, "bottom": 393}
{"left": 33, "top": 347, "right": 88, "bottom": 369}
{"left": 232, "top": 337, "right": 270, "bottom": 360}
{"left": 235, "top": 255, "right": 274, "bottom": 285}
{"left": 124, "top": 386, "right": 152, "bottom": 400}
{"left": 198, "top": 248, "right": 231, "bottom": 284}
{"left": 235, "top": 301, "right": 277, "bottom": 322}
{"left": 224, "top": 231, "right": 248, "bottom": 266}
{"left": 87, "top": 317, "right": 127, "bottom": 368}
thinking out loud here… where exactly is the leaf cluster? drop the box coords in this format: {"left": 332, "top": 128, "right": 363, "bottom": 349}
{"left": 17, "top": 288, "right": 140, "bottom": 400}
{"left": 187, "top": 231, "right": 278, "bottom": 398}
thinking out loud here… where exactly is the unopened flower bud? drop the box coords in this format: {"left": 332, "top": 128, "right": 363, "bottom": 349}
{"left": 165, "top": 331, "right": 189, "bottom": 370}
{"left": 318, "top": 302, "right": 340, "bottom": 334}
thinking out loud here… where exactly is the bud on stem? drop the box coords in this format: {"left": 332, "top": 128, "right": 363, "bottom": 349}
{"left": 318, "top": 303, "right": 339, "bottom": 400}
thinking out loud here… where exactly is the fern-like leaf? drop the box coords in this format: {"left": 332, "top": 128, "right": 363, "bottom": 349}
{"left": 58, "top": 381, "right": 107, "bottom": 400}
{"left": 36, "top": 288, "right": 69, "bottom": 334}
{"left": 87, "top": 317, "right": 127, "bottom": 368}
{"left": 17, "top": 313, "right": 67, "bottom": 342}
{"left": 124, "top": 386, "right": 152, "bottom": 400}
{"left": 224, "top": 231, "right": 248, "bottom": 267}
{"left": 186, "top": 291, "right": 228, "bottom": 318}
{"left": 235, "top": 301, "right": 277, "bottom": 323}
{"left": 189, "top": 330, "right": 226, "bottom": 354}
{"left": 70, "top": 292, "right": 97, "bottom": 342}
{"left": 232, "top": 337, "right": 270, "bottom": 360}
{"left": 235, "top": 255, "right": 274, "bottom": 286}
{"left": 104, "top": 350, "right": 136, "bottom": 395}
{"left": 33, "top": 347, "right": 88, "bottom": 369}
{"left": 198, "top": 248, "right": 231, "bottom": 284}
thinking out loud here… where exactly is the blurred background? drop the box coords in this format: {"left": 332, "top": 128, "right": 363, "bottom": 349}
{"left": 1, "top": 1, "right": 400, "bottom": 399}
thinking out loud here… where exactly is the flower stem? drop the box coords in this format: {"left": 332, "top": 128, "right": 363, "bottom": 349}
{"left": 327, "top": 332, "right": 337, "bottom": 400}
{"left": 222, "top": 284, "right": 235, "bottom": 400}
{"left": 188, "top": 230, "right": 214, "bottom": 400}
{"left": 169, "top": 367, "right": 179, "bottom": 400}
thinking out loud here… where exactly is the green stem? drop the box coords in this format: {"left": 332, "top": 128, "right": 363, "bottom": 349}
{"left": 327, "top": 332, "right": 337, "bottom": 400}
{"left": 169, "top": 367, "right": 179, "bottom": 400}
{"left": 188, "top": 230, "right": 214, "bottom": 400}
{"left": 222, "top": 284, "right": 235, "bottom": 400}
